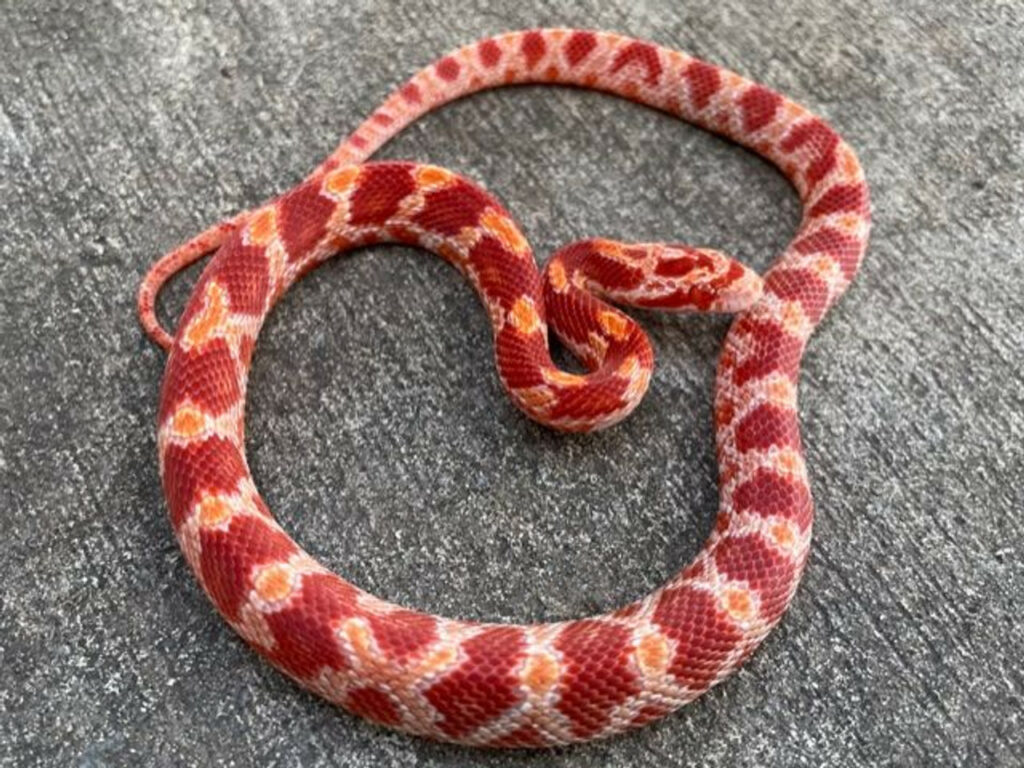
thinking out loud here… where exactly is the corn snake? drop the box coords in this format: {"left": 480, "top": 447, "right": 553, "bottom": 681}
{"left": 137, "top": 28, "right": 870, "bottom": 747}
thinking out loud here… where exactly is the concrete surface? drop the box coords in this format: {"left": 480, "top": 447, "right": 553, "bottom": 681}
{"left": 1, "top": 1, "right": 1022, "bottom": 766}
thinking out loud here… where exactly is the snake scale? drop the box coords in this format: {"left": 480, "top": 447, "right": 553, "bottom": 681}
{"left": 137, "top": 29, "right": 870, "bottom": 747}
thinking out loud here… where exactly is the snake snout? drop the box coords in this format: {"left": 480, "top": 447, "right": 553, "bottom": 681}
{"left": 698, "top": 248, "right": 764, "bottom": 313}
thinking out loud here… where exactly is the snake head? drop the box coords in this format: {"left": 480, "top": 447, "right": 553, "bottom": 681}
{"left": 564, "top": 240, "right": 763, "bottom": 314}
{"left": 655, "top": 245, "right": 764, "bottom": 313}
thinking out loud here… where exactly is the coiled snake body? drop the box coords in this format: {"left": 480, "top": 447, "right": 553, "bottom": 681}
{"left": 138, "top": 29, "right": 869, "bottom": 747}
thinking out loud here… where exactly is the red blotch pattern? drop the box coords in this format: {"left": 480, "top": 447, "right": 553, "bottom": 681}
{"left": 714, "top": 534, "right": 796, "bottom": 619}
{"left": 653, "top": 585, "right": 743, "bottom": 690}
{"left": 564, "top": 31, "right": 597, "bottom": 66}
{"left": 276, "top": 183, "right": 336, "bottom": 261}
{"left": 782, "top": 117, "right": 841, "bottom": 189}
{"left": 729, "top": 318, "right": 805, "bottom": 387}
{"left": 611, "top": 41, "right": 663, "bottom": 86}
{"left": 466, "top": 235, "right": 540, "bottom": 309}
{"left": 683, "top": 60, "right": 722, "bottom": 111}
{"left": 555, "top": 620, "right": 639, "bottom": 738}
{"left": 478, "top": 39, "right": 501, "bottom": 68}
{"left": 348, "top": 164, "right": 417, "bottom": 225}
{"left": 400, "top": 82, "right": 421, "bottom": 103}
{"left": 733, "top": 467, "right": 812, "bottom": 524}
{"left": 163, "top": 436, "right": 247, "bottom": 529}
{"left": 264, "top": 573, "right": 357, "bottom": 678}
{"left": 158, "top": 339, "right": 239, "bottom": 421}
{"left": 808, "top": 181, "right": 869, "bottom": 218}
{"left": 422, "top": 627, "right": 527, "bottom": 739}
{"left": 435, "top": 56, "right": 460, "bottom": 81}
{"left": 738, "top": 85, "right": 782, "bottom": 132}
{"left": 765, "top": 268, "right": 830, "bottom": 322}
{"left": 521, "top": 31, "right": 546, "bottom": 69}
{"left": 206, "top": 241, "right": 270, "bottom": 314}
{"left": 411, "top": 177, "right": 493, "bottom": 235}
{"left": 793, "top": 226, "right": 863, "bottom": 282}
{"left": 198, "top": 514, "right": 297, "bottom": 621}
{"left": 734, "top": 402, "right": 800, "bottom": 454}
{"left": 365, "top": 609, "right": 438, "bottom": 659}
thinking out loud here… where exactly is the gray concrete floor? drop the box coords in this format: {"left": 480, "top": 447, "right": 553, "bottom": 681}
{"left": 1, "top": 1, "right": 1022, "bottom": 766}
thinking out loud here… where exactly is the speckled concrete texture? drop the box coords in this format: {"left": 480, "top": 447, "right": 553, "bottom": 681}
{"left": 1, "top": 1, "right": 1022, "bottom": 766}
